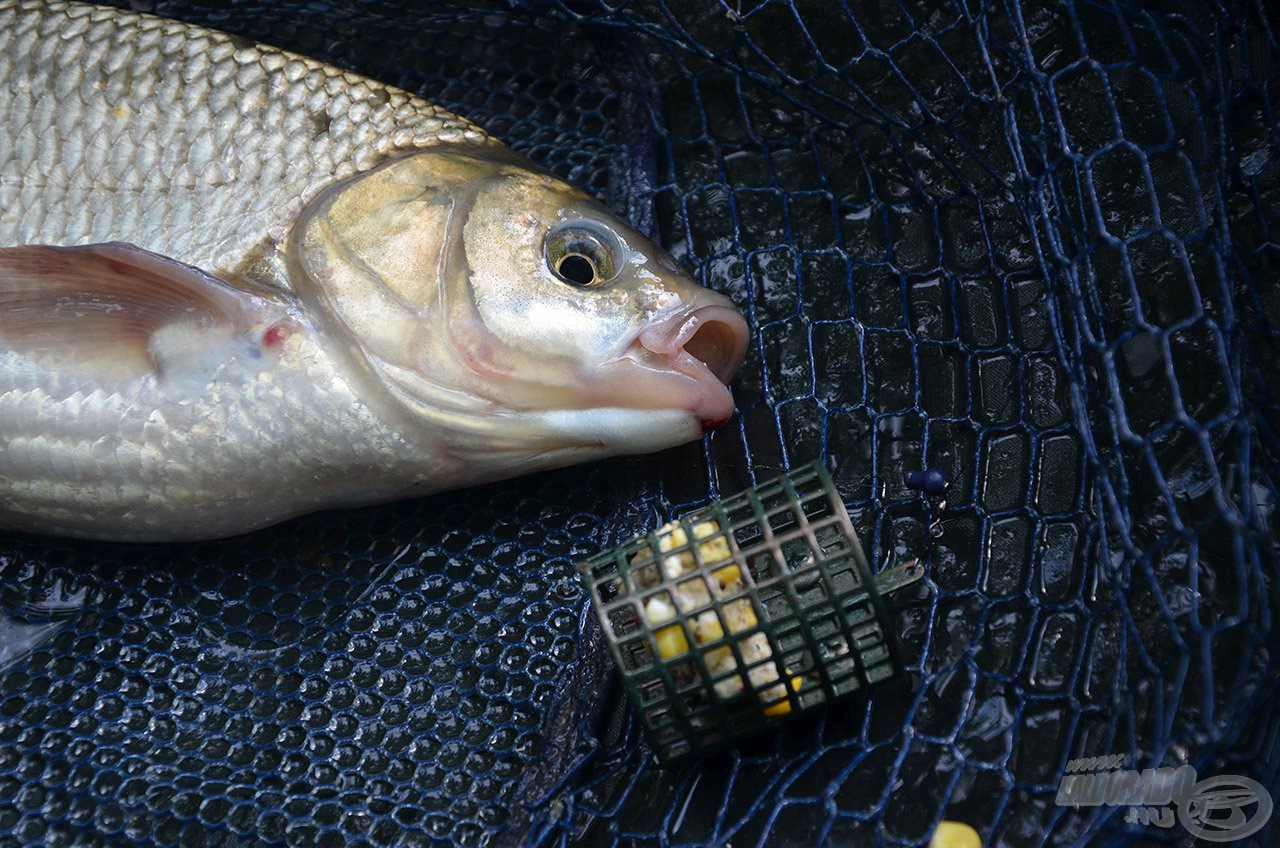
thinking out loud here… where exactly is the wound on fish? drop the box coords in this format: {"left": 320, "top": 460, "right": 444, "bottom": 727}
{"left": 262, "top": 322, "right": 292, "bottom": 348}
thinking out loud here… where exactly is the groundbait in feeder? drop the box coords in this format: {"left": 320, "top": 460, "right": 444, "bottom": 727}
{"left": 578, "top": 461, "right": 924, "bottom": 762}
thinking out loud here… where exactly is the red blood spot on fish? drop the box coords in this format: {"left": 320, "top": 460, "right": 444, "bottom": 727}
{"left": 262, "top": 322, "right": 292, "bottom": 348}
{"left": 701, "top": 415, "right": 732, "bottom": 434}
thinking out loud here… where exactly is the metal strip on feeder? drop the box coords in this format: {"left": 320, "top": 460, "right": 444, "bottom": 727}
{"left": 578, "top": 461, "right": 924, "bottom": 763}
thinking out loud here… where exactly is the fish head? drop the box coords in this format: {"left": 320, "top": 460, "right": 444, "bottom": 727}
{"left": 291, "top": 146, "right": 749, "bottom": 470}
{"left": 458, "top": 155, "right": 751, "bottom": 434}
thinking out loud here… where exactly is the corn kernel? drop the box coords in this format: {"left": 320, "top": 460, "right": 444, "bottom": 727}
{"left": 762, "top": 697, "right": 791, "bottom": 717}
{"left": 761, "top": 675, "right": 803, "bottom": 717}
{"left": 693, "top": 522, "right": 731, "bottom": 559}
{"left": 701, "top": 538, "right": 731, "bottom": 563}
{"left": 657, "top": 523, "right": 688, "bottom": 552}
{"left": 655, "top": 625, "right": 688, "bottom": 658}
{"left": 704, "top": 645, "right": 731, "bottom": 670}
{"left": 643, "top": 520, "right": 734, "bottom": 582}
{"left": 673, "top": 576, "right": 711, "bottom": 611}
{"left": 692, "top": 610, "right": 723, "bottom": 642}
{"left": 712, "top": 564, "right": 743, "bottom": 589}
{"left": 928, "top": 821, "right": 981, "bottom": 848}
{"left": 724, "top": 598, "right": 758, "bottom": 633}
{"left": 644, "top": 594, "right": 675, "bottom": 626}
{"left": 712, "top": 673, "right": 744, "bottom": 699}
{"left": 746, "top": 650, "right": 780, "bottom": 689}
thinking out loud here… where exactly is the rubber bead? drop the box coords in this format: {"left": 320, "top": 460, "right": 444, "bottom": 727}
{"left": 906, "top": 468, "right": 948, "bottom": 495}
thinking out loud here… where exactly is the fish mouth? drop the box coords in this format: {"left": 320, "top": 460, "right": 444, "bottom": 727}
{"left": 638, "top": 304, "right": 748, "bottom": 384}
{"left": 617, "top": 303, "right": 750, "bottom": 431}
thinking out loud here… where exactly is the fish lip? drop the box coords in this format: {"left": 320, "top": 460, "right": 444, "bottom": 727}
{"left": 638, "top": 304, "right": 748, "bottom": 379}
{"left": 630, "top": 303, "right": 749, "bottom": 428}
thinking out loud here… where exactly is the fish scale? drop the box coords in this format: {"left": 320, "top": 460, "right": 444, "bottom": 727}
{"left": 0, "top": 0, "right": 491, "bottom": 279}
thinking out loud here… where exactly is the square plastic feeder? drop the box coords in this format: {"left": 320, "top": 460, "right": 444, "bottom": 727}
{"left": 578, "top": 461, "right": 923, "bottom": 763}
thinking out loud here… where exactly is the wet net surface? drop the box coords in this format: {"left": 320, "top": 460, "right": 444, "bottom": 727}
{"left": 1, "top": 1, "right": 1278, "bottom": 847}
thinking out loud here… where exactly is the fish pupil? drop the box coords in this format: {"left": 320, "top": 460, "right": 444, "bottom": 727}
{"left": 557, "top": 253, "right": 597, "bottom": 286}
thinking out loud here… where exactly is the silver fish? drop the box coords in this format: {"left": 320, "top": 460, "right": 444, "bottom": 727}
{"left": 0, "top": 1, "right": 749, "bottom": 541}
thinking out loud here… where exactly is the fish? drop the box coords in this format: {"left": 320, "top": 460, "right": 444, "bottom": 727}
{"left": 0, "top": 1, "right": 749, "bottom": 542}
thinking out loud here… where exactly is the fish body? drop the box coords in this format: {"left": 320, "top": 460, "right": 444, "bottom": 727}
{"left": 0, "top": 2, "right": 749, "bottom": 541}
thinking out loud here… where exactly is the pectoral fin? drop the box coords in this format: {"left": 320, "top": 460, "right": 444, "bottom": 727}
{"left": 0, "top": 243, "right": 276, "bottom": 383}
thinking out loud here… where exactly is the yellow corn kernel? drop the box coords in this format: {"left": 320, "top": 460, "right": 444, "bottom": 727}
{"left": 701, "top": 537, "right": 731, "bottom": 563}
{"left": 712, "top": 564, "right": 743, "bottom": 588}
{"left": 761, "top": 675, "right": 804, "bottom": 717}
{"left": 928, "top": 821, "right": 982, "bottom": 848}
{"left": 673, "top": 576, "right": 712, "bottom": 612}
{"left": 693, "top": 611, "right": 724, "bottom": 642}
{"left": 651, "top": 520, "right": 733, "bottom": 579}
{"left": 665, "top": 553, "right": 695, "bottom": 579}
{"left": 655, "top": 625, "right": 689, "bottom": 658}
{"left": 704, "top": 645, "right": 731, "bottom": 670}
{"left": 712, "top": 673, "right": 744, "bottom": 699}
{"left": 757, "top": 676, "right": 798, "bottom": 717}
{"left": 762, "top": 698, "right": 791, "bottom": 717}
{"left": 657, "top": 523, "right": 688, "bottom": 552}
{"left": 693, "top": 521, "right": 731, "bottom": 561}
{"left": 723, "top": 598, "right": 758, "bottom": 633}
{"left": 644, "top": 594, "right": 675, "bottom": 626}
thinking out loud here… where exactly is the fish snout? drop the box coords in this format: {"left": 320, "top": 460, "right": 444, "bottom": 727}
{"left": 638, "top": 302, "right": 749, "bottom": 387}
{"left": 610, "top": 297, "right": 749, "bottom": 431}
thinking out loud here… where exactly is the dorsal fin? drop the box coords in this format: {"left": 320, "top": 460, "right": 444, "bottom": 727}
{"left": 0, "top": 242, "right": 279, "bottom": 384}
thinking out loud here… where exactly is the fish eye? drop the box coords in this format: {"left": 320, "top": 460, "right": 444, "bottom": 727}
{"left": 544, "top": 222, "right": 619, "bottom": 288}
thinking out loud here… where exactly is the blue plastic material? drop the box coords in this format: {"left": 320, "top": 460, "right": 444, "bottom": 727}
{"left": 906, "top": 469, "right": 950, "bottom": 496}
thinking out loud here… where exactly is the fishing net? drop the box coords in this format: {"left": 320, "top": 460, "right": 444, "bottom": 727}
{"left": 1, "top": 1, "right": 1277, "bottom": 847}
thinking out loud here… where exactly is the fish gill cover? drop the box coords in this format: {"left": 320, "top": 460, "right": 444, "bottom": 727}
{"left": 0, "top": 1, "right": 1276, "bottom": 847}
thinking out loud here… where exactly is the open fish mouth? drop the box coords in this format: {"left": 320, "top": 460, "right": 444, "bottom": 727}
{"left": 638, "top": 303, "right": 748, "bottom": 385}
{"left": 618, "top": 303, "right": 750, "bottom": 430}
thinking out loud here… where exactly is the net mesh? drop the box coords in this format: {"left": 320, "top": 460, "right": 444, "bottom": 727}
{"left": 1, "top": 1, "right": 1277, "bottom": 847}
{"left": 522, "top": 0, "right": 1280, "bottom": 844}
